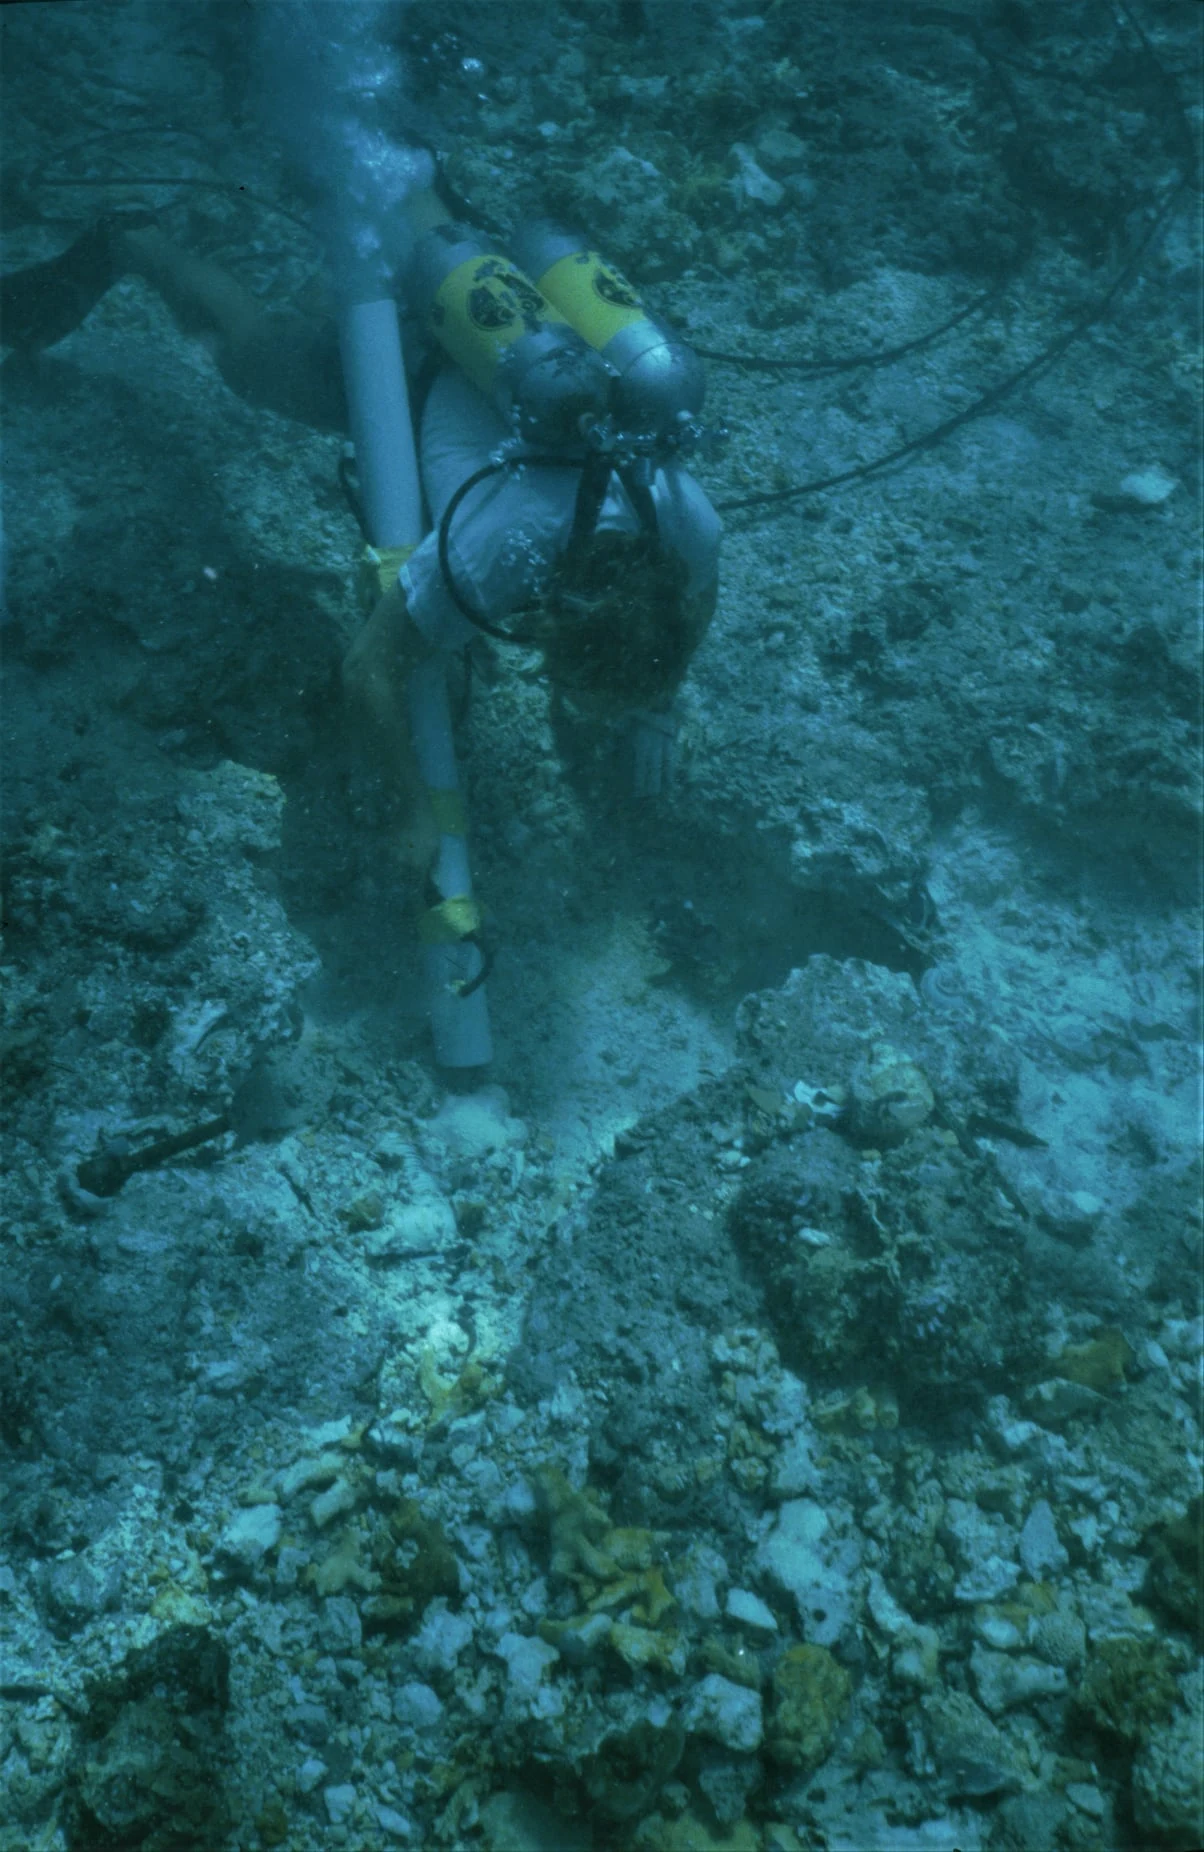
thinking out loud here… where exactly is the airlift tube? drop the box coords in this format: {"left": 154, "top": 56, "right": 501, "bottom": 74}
{"left": 338, "top": 296, "right": 492, "bottom": 1070}
{"left": 337, "top": 298, "right": 423, "bottom": 549}
{"left": 407, "top": 657, "right": 491, "bottom": 1068}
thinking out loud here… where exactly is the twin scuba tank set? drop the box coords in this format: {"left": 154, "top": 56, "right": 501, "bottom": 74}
{"left": 405, "top": 218, "right": 723, "bottom": 638}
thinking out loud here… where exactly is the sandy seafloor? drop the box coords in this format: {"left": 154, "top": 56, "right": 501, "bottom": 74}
{"left": 1, "top": 3, "right": 1201, "bottom": 1849}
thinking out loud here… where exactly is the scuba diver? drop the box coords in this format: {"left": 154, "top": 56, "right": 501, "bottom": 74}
{"left": 1, "top": 193, "right": 722, "bottom": 857}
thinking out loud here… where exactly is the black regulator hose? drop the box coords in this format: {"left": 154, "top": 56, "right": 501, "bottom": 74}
{"left": 436, "top": 453, "right": 590, "bottom": 642}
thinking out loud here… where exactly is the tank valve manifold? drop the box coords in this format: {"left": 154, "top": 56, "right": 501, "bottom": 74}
{"left": 510, "top": 221, "right": 706, "bottom": 444}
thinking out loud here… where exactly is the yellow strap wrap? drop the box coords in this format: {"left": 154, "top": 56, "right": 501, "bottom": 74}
{"left": 428, "top": 789, "right": 468, "bottom": 837}
{"left": 358, "top": 542, "right": 415, "bottom": 612}
{"left": 418, "top": 894, "right": 483, "bottom": 946}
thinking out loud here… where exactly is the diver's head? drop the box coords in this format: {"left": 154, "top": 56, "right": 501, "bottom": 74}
{"left": 527, "top": 531, "right": 691, "bottom": 706}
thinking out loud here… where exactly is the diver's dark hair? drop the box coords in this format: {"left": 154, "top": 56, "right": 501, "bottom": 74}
{"left": 529, "top": 531, "right": 691, "bottom": 705}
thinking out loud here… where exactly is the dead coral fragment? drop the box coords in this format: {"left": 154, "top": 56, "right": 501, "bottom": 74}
{"left": 310, "top": 1527, "right": 379, "bottom": 1599}
{"left": 585, "top": 1566, "right": 676, "bottom": 1627}
{"left": 420, "top": 1349, "right": 499, "bottom": 1422}
{"left": 535, "top": 1464, "right": 615, "bottom": 1578}
{"left": 700, "top": 1636, "right": 764, "bottom": 1690}
{"left": 608, "top": 1620, "right": 687, "bottom": 1674}
{"left": 532, "top": 1465, "right": 681, "bottom": 1673}
{"left": 533, "top": 1464, "right": 668, "bottom": 1585}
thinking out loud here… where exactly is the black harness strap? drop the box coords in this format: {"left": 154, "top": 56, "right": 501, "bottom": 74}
{"left": 568, "top": 450, "right": 615, "bottom": 551}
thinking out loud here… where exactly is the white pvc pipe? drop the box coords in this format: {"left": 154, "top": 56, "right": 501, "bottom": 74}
{"left": 408, "top": 656, "right": 492, "bottom": 1069}
{"left": 337, "top": 296, "right": 492, "bottom": 1070}
{"left": 338, "top": 298, "right": 423, "bottom": 548}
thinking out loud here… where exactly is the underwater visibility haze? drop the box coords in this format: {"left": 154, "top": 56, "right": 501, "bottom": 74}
{"left": 0, "top": 1, "right": 1201, "bottom": 1847}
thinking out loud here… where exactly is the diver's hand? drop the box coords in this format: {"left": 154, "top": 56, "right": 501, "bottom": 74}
{"left": 626, "top": 707, "right": 678, "bottom": 798}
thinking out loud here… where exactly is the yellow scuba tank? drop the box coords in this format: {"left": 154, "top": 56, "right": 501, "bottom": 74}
{"left": 408, "top": 221, "right": 615, "bottom": 448}
{"left": 508, "top": 222, "right": 705, "bottom": 440}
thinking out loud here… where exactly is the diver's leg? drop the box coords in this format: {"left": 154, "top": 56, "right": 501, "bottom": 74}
{"left": 114, "top": 223, "right": 263, "bottom": 348}
{"left": 115, "top": 224, "right": 345, "bottom": 429}
{"left": 0, "top": 213, "right": 152, "bottom": 351}
{"left": 0, "top": 218, "right": 343, "bottom": 428}
{"left": 342, "top": 581, "right": 440, "bottom": 869}
{"left": 0, "top": 217, "right": 257, "bottom": 356}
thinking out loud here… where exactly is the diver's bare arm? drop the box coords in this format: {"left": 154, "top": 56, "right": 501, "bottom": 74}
{"left": 627, "top": 578, "right": 718, "bottom": 797}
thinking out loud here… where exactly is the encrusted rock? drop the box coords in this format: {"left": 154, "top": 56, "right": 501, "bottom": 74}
{"left": 920, "top": 1688, "right": 1024, "bottom": 1799}
{"left": 68, "top": 1626, "right": 230, "bottom": 1848}
{"left": 846, "top": 1041, "right": 934, "bottom": 1144}
{"left": 41, "top": 1551, "right": 123, "bottom": 1635}
{"left": 1018, "top": 1499, "right": 1069, "bottom": 1579}
{"left": 1131, "top": 1670, "right": 1204, "bottom": 1850}
{"left": 683, "top": 1672, "right": 764, "bottom": 1753}
{"left": 1073, "top": 1634, "right": 1180, "bottom": 1746}
{"left": 970, "top": 1645, "right": 1069, "bottom": 1714}
{"left": 215, "top": 1504, "right": 282, "bottom": 1573}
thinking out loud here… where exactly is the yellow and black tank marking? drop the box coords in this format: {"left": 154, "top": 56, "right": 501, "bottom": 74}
{"left": 530, "top": 248, "right": 647, "bottom": 353}
{"left": 428, "top": 252, "right": 572, "bottom": 402}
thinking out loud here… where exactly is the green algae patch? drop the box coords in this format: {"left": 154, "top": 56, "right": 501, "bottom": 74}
{"left": 658, "top": 1812, "right": 761, "bottom": 1851}
{"left": 1073, "top": 1635, "right": 1180, "bottom": 1748}
{"left": 356, "top": 1497, "right": 460, "bottom": 1633}
{"left": 1143, "top": 1495, "right": 1204, "bottom": 1643}
{"left": 766, "top": 1643, "right": 851, "bottom": 1769}
{"left": 1049, "top": 1328, "right": 1134, "bottom": 1395}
